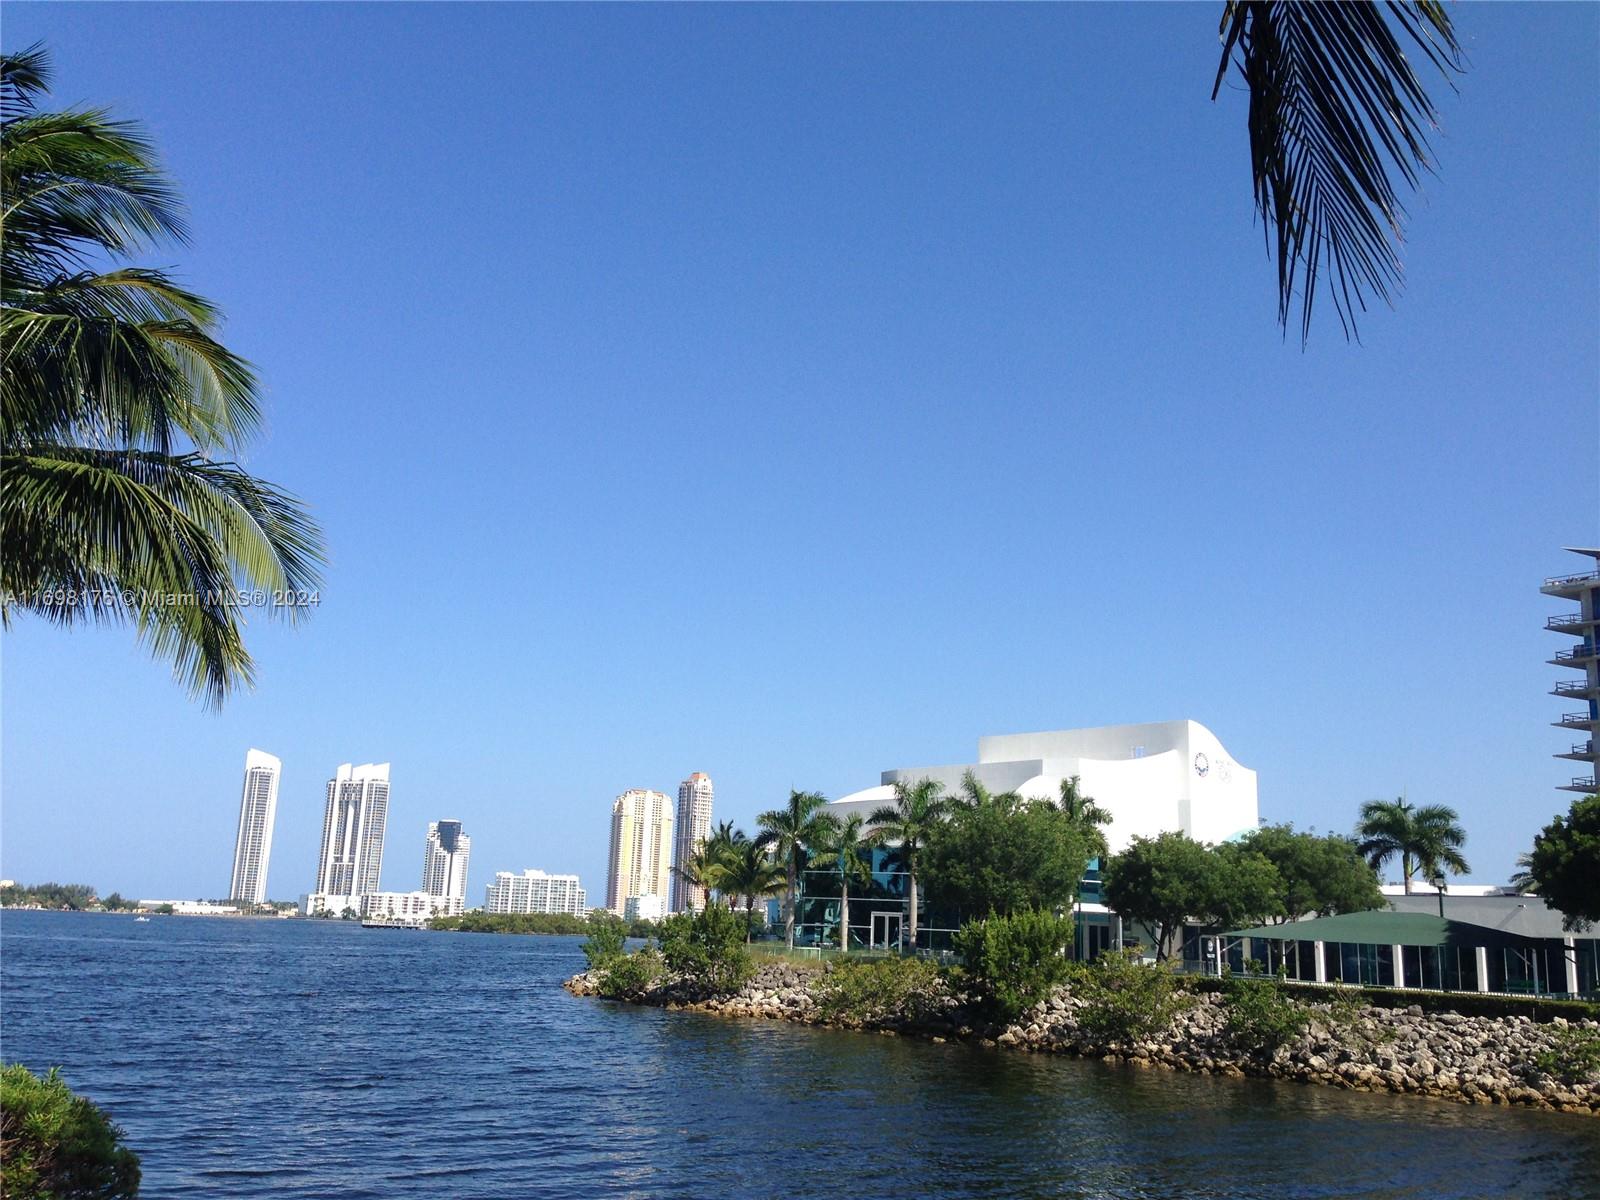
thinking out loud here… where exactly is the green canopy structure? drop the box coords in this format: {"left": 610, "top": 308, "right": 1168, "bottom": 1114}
{"left": 1225, "top": 910, "right": 1536, "bottom": 950}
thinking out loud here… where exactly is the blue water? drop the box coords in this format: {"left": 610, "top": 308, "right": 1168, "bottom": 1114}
{"left": 3, "top": 911, "right": 1597, "bottom": 1199}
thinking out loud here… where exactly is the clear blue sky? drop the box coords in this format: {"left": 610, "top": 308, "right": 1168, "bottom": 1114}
{"left": 3, "top": 3, "right": 1596, "bottom": 901}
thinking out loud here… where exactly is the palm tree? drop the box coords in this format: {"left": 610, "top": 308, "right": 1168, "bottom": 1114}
{"left": 755, "top": 790, "right": 835, "bottom": 950}
{"left": 1, "top": 45, "right": 324, "bottom": 705}
{"left": 1508, "top": 853, "right": 1538, "bottom": 896}
{"left": 719, "top": 839, "right": 786, "bottom": 941}
{"left": 1058, "top": 775, "right": 1111, "bottom": 957}
{"left": 1212, "top": 3, "right": 1463, "bottom": 343}
{"left": 809, "top": 813, "right": 879, "bottom": 953}
{"left": 674, "top": 844, "right": 724, "bottom": 913}
{"left": 867, "top": 777, "right": 948, "bottom": 953}
{"left": 1355, "top": 798, "right": 1470, "bottom": 893}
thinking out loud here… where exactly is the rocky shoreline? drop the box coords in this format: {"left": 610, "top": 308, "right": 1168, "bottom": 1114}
{"left": 566, "top": 962, "right": 1600, "bottom": 1116}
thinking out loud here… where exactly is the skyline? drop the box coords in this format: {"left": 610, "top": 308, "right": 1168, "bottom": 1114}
{"left": 2, "top": 3, "right": 1597, "bottom": 897}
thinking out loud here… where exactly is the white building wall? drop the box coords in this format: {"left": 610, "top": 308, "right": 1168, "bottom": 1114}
{"left": 484, "top": 869, "right": 587, "bottom": 916}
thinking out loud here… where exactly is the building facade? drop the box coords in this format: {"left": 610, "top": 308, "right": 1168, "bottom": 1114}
{"left": 484, "top": 869, "right": 587, "bottom": 916}
{"left": 624, "top": 893, "right": 667, "bottom": 923}
{"left": 1543, "top": 548, "right": 1600, "bottom": 795}
{"left": 670, "top": 772, "right": 715, "bottom": 912}
{"left": 312, "top": 762, "right": 391, "bottom": 912}
{"left": 359, "top": 890, "right": 461, "bottom": 925}
{"left": 228, "top": 748, "right": 281, "bottom": 906}
{"left": 606, "top": 788, "right": 674, "bottom": 915}
{"left": 421, "top": 819, "right": 471, "bottom": 905}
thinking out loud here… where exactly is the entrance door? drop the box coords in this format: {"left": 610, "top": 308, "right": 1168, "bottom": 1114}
{"left": 871, "top": 911, "right": 903, "bottom": 951}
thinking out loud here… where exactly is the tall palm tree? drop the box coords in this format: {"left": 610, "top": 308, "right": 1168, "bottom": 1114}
{"left": 867, "top": 777, "right": 948, "bottom": 953}
{"left": 809, "top": 813, "right": 879, "bottom": 954}
{"left": 1355, "top": 797, "right": 1470, "bottom": 894}
{"left": 755, "top": 789, "right": 834, "bottom": 950}
{"left": 1212, "top": 3, "right": 1462, "bottom": 343}
{"left": 673, "top": 844, "right": 724, "bottom": 914}
{"left": 1, "top": 45, "right": 323, "bottom": 705}
{"left": 1058, "top": 775, "right": 1111, "bottom": 957}
{"left": 719, "top": 839, "right": 785, "bottom": 941}
{"left": 1508, "top": 853, "right": 1538, "bottom": 896}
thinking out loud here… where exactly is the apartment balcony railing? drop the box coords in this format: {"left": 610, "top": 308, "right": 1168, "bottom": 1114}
{"left": 1552, "top": 644, "right": 1599, "bottom": 665}
{"left": 1561, "top": 776, "right": 1599, "bottom": 793}
{"left": 1544, "top": 570, "right": 1600, "bottom": 589}
{"left": 1551, "top": 679, "right": 1599, "bottom": 699}
{"left": 1571, "top": 742, "right": 1596, "bottom": 757}
{"left": 1547, "top": 612, "right": 1593, "bottom": 630}
{"left": 1555, "top": 712, "right": 1597, "bottom": 728}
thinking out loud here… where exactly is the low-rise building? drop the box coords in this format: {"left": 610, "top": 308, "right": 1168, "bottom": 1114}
{"left": 359, "top": 890, "right": 462, "bottom": 925}
{"left": 484, "top": 869, "right": 586, "bottom": 916}
{"left": 623, "top": 893, "right": 667, "bottom": 923}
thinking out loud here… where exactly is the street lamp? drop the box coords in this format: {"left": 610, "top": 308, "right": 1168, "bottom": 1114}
{"left": 1431, "top": 875, "right": 1447, "bottom": 920}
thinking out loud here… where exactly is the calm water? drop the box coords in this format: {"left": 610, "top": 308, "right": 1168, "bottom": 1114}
{"left": 3, "top": 911, "right": 1597, "bottom": 1199}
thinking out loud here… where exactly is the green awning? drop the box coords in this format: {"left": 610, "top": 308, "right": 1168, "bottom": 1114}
{"left": 1224, "top": 910, "right": 1536, "bottom": 948}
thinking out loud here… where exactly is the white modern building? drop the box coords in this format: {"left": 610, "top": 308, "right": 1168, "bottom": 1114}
{"left": 624, "top": 893, "right": 667, "bottom": 923}
{"left": 1542, "top": 547, "right": 1600, "bottom": 796}
{"left": 359, "top": 890, "right": 461, "bottom": 925}
{"left": 671, "top": 772, "right": 715, "bottom": 912}
{"left": 484, "top": 869, "right": 587, "bottom": 916}
{"left": 310, "top": 762, "right": 391, "bottom": 914}
{"left": 228, "top": 748, "right": 281, "bottom": 906}
{"left": 606, "top": 789, "right": 674, "bottom": 915}
{"left": 421, "top": 820, "right": 471, "bottom": 906}
{"left": 830, "top": 720, "right": 1259, "bottom": 853}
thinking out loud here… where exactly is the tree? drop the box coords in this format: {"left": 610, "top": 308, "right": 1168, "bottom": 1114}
{"left": 719, "top": 837, "right": 785, "bottom": 940}
{"left": 1526, "top": 795, "right": 1600, "bottom": 933}
{"left": 1508, "top": 852, "right": 1538, "bottom": 896}
{"left": 1058, "top": 775, "right": 1112, "bottom": 956}
{"left": 809, "top": 813, "right": 879, "bottom": 952}
{"left": 1210, "top": 842, "right": 1287, "bottom": 931}
{"left": 1212, "top": 2, "right": 1462, "bottom": 343}
{"left": 868, "top": 777, "right": 949, "bottom": 952}
{"left": 0, "top": 45, "right": 323, "bottom": 706}
{"left": 923, "top": 798, "right": 1095, "bottom": 924}
{"left": 755, "top": 789, "right": 834, "bottom": 950}
{"left": 1238, "top": 824, "right": 1383, "bottom": 919}
{"left": 0, "top": 1064, "right": 140, "bottom": 1199}
{"left": 1354, "top": 798, "right": 1470, "bottom": 893}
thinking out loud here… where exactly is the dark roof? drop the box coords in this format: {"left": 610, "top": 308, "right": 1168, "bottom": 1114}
{"left": 1225, "top": 910, "right": 1540, "bottom": 948}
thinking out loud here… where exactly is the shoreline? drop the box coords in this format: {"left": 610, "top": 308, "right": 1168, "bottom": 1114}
{"left": 565, "top": 961, "right": 1600, "bottom": 1117}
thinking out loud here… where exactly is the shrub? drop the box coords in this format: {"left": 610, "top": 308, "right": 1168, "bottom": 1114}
{"left": 1222, "top": 973, "right": 1311, "bottom": 1056}
{"left": 0, "top": 1064, "right": 141, "bottom": 1199}
{"left": 953, "top": 909, "right": 1077, "bottom": 1024}
{"left": 599, "top": 948, "right": 664, "bottom": 999}
{"left": 581, "top": 920, "right": 626, "bottom": 970}
{"left": 657, "top": 906, "right": 753, "bottom": 995}
{"left": 1071, "top": 948, "right": 1190, "bottom": 1046}
{"left": 814, "top": 957, "right": 946, "bottom": 1026}
{"left": 1533, "top": 1025, "right": 1600, "bottom": 1084}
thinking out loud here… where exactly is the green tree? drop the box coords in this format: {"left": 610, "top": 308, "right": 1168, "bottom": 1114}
{"left": 923, "top": 798, "right": 1094, "bottom": 923}
{"left": 0, "top": 1064, "right": 140, "bottom": 1199}
{"left": 581, "top": 917, "right": 626, "bottom": 970}
{"left": 868, "top": 777, "right": 949, "bottom": 952}
{"left": 809, "top": 813, "right": 879, "bottom": 952}
{"left": 953, "top": 909, "right": 1077, "bottom": 1023}
{"left": 1526, "top": 795, "right": 1600, "bottom": 932}
{"left": 1355, "top": 798, "right": 1470, "bottom": 893}
{"left": 755, "top": 789, "right": 834, "bottom": 950}
{"left": 1237, "top": 824, "right": 1383, "bottom": 919}
{"left": 1212, "top": 2, "right": 1462, "bottom": 342}
{"left": 0, "top": 45, "right": 323, "bottom": 706}
{"left": 718, "top": 837, "right": 785, "bottom": 940}
{"left": 1100, "top": 833, "right": 1282, "bottom": 961}
{"left": 656, "top": 905, "right": 754, "bottom": 995}
{"left": 1210, "top": 842, "right": 1287, "bottom": 931}
{"left": 1058, "top": 775, "right": 1111, "bottom": 956}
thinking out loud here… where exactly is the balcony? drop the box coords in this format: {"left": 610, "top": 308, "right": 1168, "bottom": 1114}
{"left": 1547, "top": 611, "right": 1595, "bottom": 632}
{"left": 1551, "top": 678, "right": 1599, "bottom": 700}
{"left": 1557, "top": 741, "right": 1597, "bottom": 761}
{"left": 1542, "top": 570, "right": 1600, "bottom": 598}
{"left": 1554, "top": 711, "right": 1597, "bottom": 729}
{"left": 1559, "top": 775, "right": 1599, "bottom": 794}
{"left": 1549, "top": 643, "right": 1600, "bottom": 667}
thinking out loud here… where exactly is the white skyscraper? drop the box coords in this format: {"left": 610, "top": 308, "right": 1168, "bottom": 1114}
{"left": 484, "top": 869, "right": 587, "bottom": 916}
{"left": 228, "top": 749, "right": 281, "bottom": 905}
{"left": 606, "top": 789, "right": 674, "bottom": 915}
{"left": 312, "top": 763, "right": 391, "bottom": 910}
{"left": 422, "top": 820, "right": 471, "bottom": 905}
{"left": 670, "top": 772, "right": 715, "bottom": 912}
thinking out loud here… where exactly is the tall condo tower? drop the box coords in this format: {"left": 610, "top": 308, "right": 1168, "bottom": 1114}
{"left": 228, "top": 749, "right": 281, "bottom": 905}
{"left": 670, "top": 772, "right": 715, "bottom": 912}
{"left": 314, "top": 763, "right": 392, "bottom": 903}
{"left": 605, "top": 788, "right": 674, "bottom": 915}
{"left": 1544, "top": 548, "right": 1600, "bottom": 794}
{"left": 422, "top": 819, "right": 471, "bottom": 904}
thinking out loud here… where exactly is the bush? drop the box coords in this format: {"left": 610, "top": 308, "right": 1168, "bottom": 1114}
{"left": 953, "top": 910, "right": 1077, "bottom": 1023}
{"left": 1533, "top": 1025, "right": 1600, "bottom": 1084}
{"left": 599, "top": 948, "right": 664, "bottom": 999}
{"left": 814, "top": 957, "right": 946, "bottom": 1026}
{"left": 1071, "top": 948, "right": 1190, "bottom": 1046}
{"left": 0, "top": 1064, "right": 140, "bottom": 1199}
{"left": 657, "top": 906, "right": 753, "bottom": 995}
{"left": 1222, "top": 973, "right": 1311, "bottom": 1056}
{"left": 581, "top": 920, "right": 626, "bottom": 970}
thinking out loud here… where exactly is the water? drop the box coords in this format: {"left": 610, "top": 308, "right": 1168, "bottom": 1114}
{"left": 3, "top": 911, "right": 1596, "bottom": 1199}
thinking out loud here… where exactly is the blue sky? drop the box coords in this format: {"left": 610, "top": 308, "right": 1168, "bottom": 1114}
{"left": 4, "top": 3, "right": 1596, "bottom": 901}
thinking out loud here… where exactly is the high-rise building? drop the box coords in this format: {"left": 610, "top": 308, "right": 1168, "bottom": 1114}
{"left": 1543, "top": 548, "right": 1600, "bottom": 794}
{"left": 484, "top": 869, "right": 587, "bottom": 916}
{"left": 312, "top": 762, "right": 391, "bottom": 909}
{"left": 605, "top": 788, "right": 674, "bottom": 915}
{"left": 228, "top": 749, "right": 281, "bottom": 905}
{"left": 421, "top": 819, "right": 471, "bottom": 905}
{"left": 670, "top": 772, "right": 715, "bottom": 912}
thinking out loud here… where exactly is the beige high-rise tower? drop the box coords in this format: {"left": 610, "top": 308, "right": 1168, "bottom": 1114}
{"left": 670, "top": 773, "right": 715, "bottom": 912}
{"left": 605, "top": 788, "right": 674, "bottom": 915}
